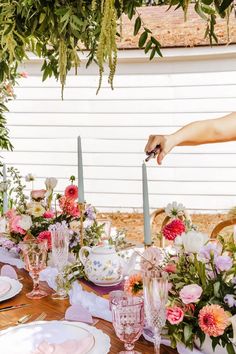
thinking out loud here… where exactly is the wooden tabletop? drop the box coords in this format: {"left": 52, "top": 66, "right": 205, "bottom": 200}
{"left": 0, "top": 264, "right": 177, "bottom": 354}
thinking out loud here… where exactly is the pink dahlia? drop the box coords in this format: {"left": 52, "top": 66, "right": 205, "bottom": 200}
{"left": 198, "top": 304, "right": 230, "bottom": 337}
{"left": 162, "top": 219, "right": 185, "bottom": 241}
{"left": 37, "top": 231, "right": 52, "bottom": 250}
{"left": 65, "top": 185, "right": 78, "bottom": 200}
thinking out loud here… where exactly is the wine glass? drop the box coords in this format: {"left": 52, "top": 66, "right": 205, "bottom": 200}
{"left": 142, "top": 270, "right": 169, "bottom": 354}
{"left": 111, "top": 294, "right": 144, "bottom": 354}
{"left": 20, "top": 239, "right": 48, "bottom": 299}
{"left": 51, "top": 228, "right": 69, "bottom": 300}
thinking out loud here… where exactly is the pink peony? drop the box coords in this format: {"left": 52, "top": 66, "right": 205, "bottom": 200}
{"left": 65, "top": 185, "right": 78, "bottom": 200}
{"left": 179, "top": 284, "right": 203, "bottom": 304}
{"left": 166, "top": 306, "right": 184, "bottom": 325}
{"left": 37, "top": 231, "right": 52, "bottom": 250}
{"left": 31, "top": 189, "right": 46, "bottom": 201}
{"left": 9, "top": 215, "right": 26, "bottom": 235}
{"left": 162, "top": 219, "right": 185, "bottom": 241}
{"left": 43, "top": 211, "right": 55, "bottom": 219}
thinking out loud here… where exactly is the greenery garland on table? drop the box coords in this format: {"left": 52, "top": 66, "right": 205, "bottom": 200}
{"left": 0, "top": 0, "right": 234, "bottom": 151}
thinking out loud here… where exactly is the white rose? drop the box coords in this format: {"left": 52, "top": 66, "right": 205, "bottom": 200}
{"left": 69, "top": 220, "right": 80, "bottom": 234}
{"left": 45, "top": 177, "right": 57, "bottom": 190}
{"left": 181, "top": 231, "right": 208, "bottom": 253}
{"left": 28, "top": 202, "right": 45, "bottom": 217}
{"left": 0, "top": 217, "right": 6, "bottom": 233}
{"left": 230, "top": 315, "right": 236, "bottom": 345}
{"left": 18, "top": 215, "right": 32, "bottom": 231}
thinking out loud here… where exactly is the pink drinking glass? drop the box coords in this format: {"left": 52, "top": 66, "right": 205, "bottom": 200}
{"left": 111, "top": 295, "right": 144, "bottom": 354}
{"left": 20, "top": 239, "right": 48, "bottom": 299}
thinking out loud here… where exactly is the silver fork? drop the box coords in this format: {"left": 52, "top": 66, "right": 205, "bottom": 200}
{"left": 34, "top": 312, "right": 47, "bottom": 322}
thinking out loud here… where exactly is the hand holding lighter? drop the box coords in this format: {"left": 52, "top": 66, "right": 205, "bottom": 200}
{"left": 145, "top": 145, "right": 160, "bottom": 162}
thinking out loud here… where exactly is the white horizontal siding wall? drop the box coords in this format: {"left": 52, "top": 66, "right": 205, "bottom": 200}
{"left": 2, "top": 46, "right": 236, "bottom": 212}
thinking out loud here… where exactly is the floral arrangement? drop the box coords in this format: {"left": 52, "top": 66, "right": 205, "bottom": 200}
{"left": 0, "top": 172, "right": 103, "bottom": 258}
{"left": 125, "top": 201, "right": 236, "bottom": 353}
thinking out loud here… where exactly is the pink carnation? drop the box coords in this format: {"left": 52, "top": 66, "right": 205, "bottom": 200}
{"left": 166, "top": 306, "right": 184, "bottom": 325}
{"left": 162, "top": 219, "right": 185, "bottom": 241}
{"left": 43, "top": 211, "right": 55, "bottom": 219}
{"left": 37, "top": 231, "right": 52, "bottom": 250}
{"left": 179, "top": 284, "right": 203, "bottom": 304}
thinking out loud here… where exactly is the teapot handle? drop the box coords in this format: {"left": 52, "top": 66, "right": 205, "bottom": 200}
{"left": 79, "top": 246, "right": 91, "bottom": 266}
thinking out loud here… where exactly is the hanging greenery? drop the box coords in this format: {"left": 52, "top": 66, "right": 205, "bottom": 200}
{"left": 0, "top": 0, "right": 234, "bottom": 150}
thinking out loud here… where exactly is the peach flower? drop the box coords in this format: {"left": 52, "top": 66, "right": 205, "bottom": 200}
{"left": 198, "top": 304, "right": 230, "bottom": 337}
{"left": 124, "top": 273, "right": 143, "bottom": 296}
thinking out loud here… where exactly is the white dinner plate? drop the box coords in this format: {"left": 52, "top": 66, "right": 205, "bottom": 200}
{"left": 0, "top": 277, "right": 11, "bottom": 297}
{"left": 0, "top": 276, "right": 22, "bottom": 302}
{"left": 0, "top": 320, "right": 111, "bottom": 354}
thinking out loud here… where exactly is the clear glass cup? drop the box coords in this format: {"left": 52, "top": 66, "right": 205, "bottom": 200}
{"left": 142, "top": 270, "right": 169, "bottom": 354}
{"left": 111, "top": 294, "right": 144, "bottom": 354}
{"left": 20, "top": 239, "right": 48, "bottom": 299}
{"left": 51, "top": 228, "right": 69, "bottom": 300}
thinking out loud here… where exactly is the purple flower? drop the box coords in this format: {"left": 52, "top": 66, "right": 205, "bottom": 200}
{"left": 224, "top": 294, "right": 236, "bottom": 308}
{"left": 215, "top": 255, "right": 233, "bottom": 272}
{"left": 85, "top": 205, "right": 96, "bottom": 220}
{"left": 199, "top": 243, "right": 222, "bottom": 263}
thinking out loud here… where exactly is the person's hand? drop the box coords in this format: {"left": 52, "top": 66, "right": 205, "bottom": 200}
{"left": 145, "top": 134, "right": 176, "bottom": 165}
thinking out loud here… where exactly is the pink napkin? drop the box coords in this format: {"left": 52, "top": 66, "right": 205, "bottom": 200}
{"left": 32, "top": 336, "right": 94, "bottom": 354}
{"left": 65, "top": 304, "right": 93, "bottom": 325}
{"left": 0, "top": 280, "right": 11, "bottom": 296}
{"left": 1, "top": 265, "right": 18, "bottom": 280}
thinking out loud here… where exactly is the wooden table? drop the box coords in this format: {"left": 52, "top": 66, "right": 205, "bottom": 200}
{"left": 0, "top": 265, "right": 177, "bottom": 354}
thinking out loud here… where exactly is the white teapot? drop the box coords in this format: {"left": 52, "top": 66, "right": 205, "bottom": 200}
{"left": 79, "top": 245, "right": 123, "bottom": 286}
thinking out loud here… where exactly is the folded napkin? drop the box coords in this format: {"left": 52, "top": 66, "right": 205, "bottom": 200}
{"left": 69, "top": 282, "right": 112, "bottom": 322}
{"left": 31, "top": 336, "right": 94, "bottom": 354}
{"left": 1, "top": 264, "right": 18, "bottom": 280}
{"left": 0, "top": 247, "right": 24, "bottom": 269}
{"left": 0, "top": 280, "right": 11, "bottom": 296}
{"left": 65, "top": 304, "right": 93, "bottom": 325}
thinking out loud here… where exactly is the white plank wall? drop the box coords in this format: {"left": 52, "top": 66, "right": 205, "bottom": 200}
{"left": 2, "top": 48, "right": 236, "bottom": 212}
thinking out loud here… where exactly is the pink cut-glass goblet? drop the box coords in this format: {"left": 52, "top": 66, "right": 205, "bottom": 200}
{"left": 111, "top": 295, "right": 144, "bottom": 354}
{"left": 20, "top": 239, "right": 48, "bottom": 299}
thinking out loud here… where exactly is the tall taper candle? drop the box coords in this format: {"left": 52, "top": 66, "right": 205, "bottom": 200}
{"left": 2, "top": 164, "right": 8, "bottom": 214}
{"left": 77, "top": 136, "right": 85, "bottom": 203}
{"left": 142, "top": 162, "right": 152, "bottom": 245}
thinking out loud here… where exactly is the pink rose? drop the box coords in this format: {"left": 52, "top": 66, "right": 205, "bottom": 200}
{"left": 179, "top": 284, "right": 203, "bottom": 304}
{"left": 164, "top": 263, "right": 177, "bottom": 273}
{"left": 43, "top": 211, "right": 55, "bottom": 219}
{"left": 166, "top": 306, "right": 184, "bottom": 325}
{"left": 9, "top": 215, "right": 26, "bottom": 235}
{"left": 31, "top": 189, "right": 46, "bottom": 201}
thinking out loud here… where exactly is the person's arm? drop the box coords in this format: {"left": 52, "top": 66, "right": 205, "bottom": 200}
{"left": 145, "top": 112, "right": 236, "bottom": 165}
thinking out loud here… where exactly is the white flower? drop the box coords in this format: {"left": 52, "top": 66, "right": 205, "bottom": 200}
{"left": 0, "top": 217, "right": 6, "bottom": 233}
{"left": 18, "top": 215, "right": 32, "bottom": 231}
{"left": 27, "top": 202, "right": 45, "bottom": 217}
{"left": 230, "top": 314, "right": 236, "bottom": 344}
{"left": 83, "top": 219, "right": 93, "bottom": 229}
{"left": 45, "top": 177, "right": 57, "bottom": 190}
{"left": 69, "top": 220, "right": 80, "bottom": 234}
{"left": 165, "top": 201, "right": 185, "bottom": 218}
{"left": 25, "top": 173, "right": 35, "bottom": 182}
{"left": 179, "top": 231, "right": 208, "bottom": 254}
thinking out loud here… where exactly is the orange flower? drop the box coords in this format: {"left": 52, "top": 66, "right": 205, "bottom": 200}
{"left": 198, "top": 304, "right": 230, "bottom": 337}
{"left": 124, "top": 273, "right": 143, "bottom": 296}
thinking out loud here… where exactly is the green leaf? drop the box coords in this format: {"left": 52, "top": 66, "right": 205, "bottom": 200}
{"left": 213, "top": 281, "right": 220, "bottom": 297}
{"left": 184, "top": 324, "right": 193, "bottom": 342}
{"left": 149, "top": 47, "right": 156, "bottom": 60}
{"left": 144, "top": 27, "right": 152, "bottom": 34}
{"left": 134, "top": 16, "right": 141, "bottom": 36}
{"left": 219, "top": 0, "right": 234, "bottom": 12}
{"left": 144, "top": 40, "right": 152, "bottom": 54}
{"left": 138, "top": 31, "right": 148, "bottom": 48}
{"left": 226, "top": 343, "right": 236, "bottom": 354}
{"left": 39, "top": 13, "right": 46, "bottom": 24}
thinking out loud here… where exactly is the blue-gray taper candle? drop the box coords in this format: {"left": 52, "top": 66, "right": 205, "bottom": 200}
{"left": 77, "top": 136, "right": 85, "bottom": 203}
{"left": 142, "top": 162, "right": 152, "bottom": 245}
{"left": 2, "top": 164, "right": 8, "bottom": 214}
